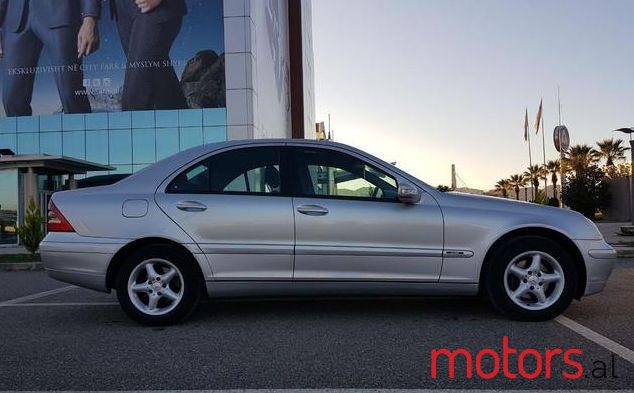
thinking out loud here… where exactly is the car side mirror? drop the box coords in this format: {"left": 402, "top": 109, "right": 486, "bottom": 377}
{"left": 397, "top": 182, "right": 421, "bottom": 204}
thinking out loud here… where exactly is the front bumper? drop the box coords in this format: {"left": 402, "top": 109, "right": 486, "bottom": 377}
{"left": 575, "top": 239, "right": 617, "bottom": 296}
{"left": 40, "top": 233, "right": 124, "bottom": 292}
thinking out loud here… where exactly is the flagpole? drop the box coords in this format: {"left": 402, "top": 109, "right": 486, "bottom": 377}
{"left": 541, "top": 113, "right": 546, "bottom": 191}
{"left": 527, "top": 125, "right": 533, "bottom": 168}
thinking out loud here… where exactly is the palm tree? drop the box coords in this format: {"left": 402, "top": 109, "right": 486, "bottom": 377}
{"left": 597, "top": 138, "right": 628, "bottom": 167}
{"left": 545, "top": 160, "right": 560, "bottom": 199}
{"left": 508, "top": 174, "right": 524, "bottom": 200}
{"left": 494, "top": 179, "right": 510, "bottom": 198}
{"left": 564, "top": 144, "right": 599, "bottom": 175}
{"left": 524, "top": 165, "right": 542, "bottom": 199}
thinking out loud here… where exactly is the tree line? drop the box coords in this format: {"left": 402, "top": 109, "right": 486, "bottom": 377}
{"left": 493, "top": 138, "right": 629, "bottom": 218}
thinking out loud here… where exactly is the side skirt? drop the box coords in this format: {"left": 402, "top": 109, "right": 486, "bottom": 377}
{"left": 205, "top": 280, "right": 479, "bottom": 299}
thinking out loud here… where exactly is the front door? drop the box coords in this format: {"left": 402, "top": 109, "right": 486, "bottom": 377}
{"left": 156, "top": 146, "right": 294, "bottom": 280}
{"left": 290, "top": 146, "right": 444, "bottom": 281}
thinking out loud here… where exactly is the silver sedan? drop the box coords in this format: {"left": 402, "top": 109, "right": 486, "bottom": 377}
{"left": 40, "top": 140, "right": 616, "bottom": 325}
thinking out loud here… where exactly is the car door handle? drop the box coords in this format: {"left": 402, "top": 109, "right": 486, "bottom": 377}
{"left": 176, "top": 201, "right": 207, "bottom": 212}
{"left": 297, "top": 204, "right": 329, "bottom": 216}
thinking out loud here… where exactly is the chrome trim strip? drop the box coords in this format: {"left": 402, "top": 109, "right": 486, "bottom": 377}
{"left": 588, "top": 249, "right": 617, "bottom": 259}
{"left": 294, "top": 245, "right": 442, "bottom": 257}
{"left": 198, "top": 243, "right": 294, "bottom": 255}
{"left": 442, "top": 249, "right": 474, "bottom": 258}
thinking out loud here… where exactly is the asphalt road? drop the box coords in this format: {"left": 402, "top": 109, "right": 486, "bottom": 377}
{"left": 0, "top": 260, "right": 633, "bottom": 391}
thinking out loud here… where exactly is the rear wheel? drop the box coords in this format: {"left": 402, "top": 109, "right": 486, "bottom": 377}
{"left": 115, "top": 244, "right": 203, "bottom": 326}
{"left": 485, "top": 236, "right": 577, "bottom": 321}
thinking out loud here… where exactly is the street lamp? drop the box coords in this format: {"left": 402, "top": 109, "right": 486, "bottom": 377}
{"left": 614, "top": 127, "right": 634, "bottom": 227}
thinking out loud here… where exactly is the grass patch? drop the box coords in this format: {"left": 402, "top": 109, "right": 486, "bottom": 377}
{"left": 0, "top": 254, "right": 41, "bottom": 264}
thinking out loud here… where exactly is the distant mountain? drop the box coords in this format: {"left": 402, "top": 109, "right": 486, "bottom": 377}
{"left": 453, "top": 187, "right": 486, "bottom": 195}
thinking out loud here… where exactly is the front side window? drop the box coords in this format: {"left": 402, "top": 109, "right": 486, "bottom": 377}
{"left": 293, "top": 148, "right": 398, "bottom": 201}
{"left": 167, "top": 147, "right": 282, "bottom": 195}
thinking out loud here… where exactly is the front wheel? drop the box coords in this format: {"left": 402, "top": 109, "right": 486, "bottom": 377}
{"left": 115, "top": 244, "right": 203, "bottom": 326}
{"left": 484, "top": 236, "right": 577, "bottom": 321}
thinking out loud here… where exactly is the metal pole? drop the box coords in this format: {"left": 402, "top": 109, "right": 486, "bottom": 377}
{"left": 559, "top": 149, "right": 565, "bottom": 207}
{"left": 557, "top": 87, "right": 564, "bottom": 207}
{"left": 630, "top": 137, "right": 634, "bottom": 225}
{"left": 527, "top": 128, "right": 533, "bottom": 168}
{"left": 541, "top": 115, "right": 547, "bottom": 193}
{"left": 557, "top": 86, "right": 562, "bottom": 125}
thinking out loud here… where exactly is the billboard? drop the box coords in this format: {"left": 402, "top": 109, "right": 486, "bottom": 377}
{"left": 0, "top": 0, "right": 225, "bottom": 117}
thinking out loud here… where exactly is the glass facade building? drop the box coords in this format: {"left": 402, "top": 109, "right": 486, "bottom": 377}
{"left": 0, "top": 0, "right": 314, "bottom": 246}
{"left": 0, "top": 109, "right": 227, "bottom": 178}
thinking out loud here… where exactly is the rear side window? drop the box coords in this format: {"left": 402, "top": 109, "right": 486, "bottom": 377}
{"left": 166, "top": 147, "right": 282, "bottom": 195}
{"left": 167, "top": 162, "right": 210, "bottom": 194}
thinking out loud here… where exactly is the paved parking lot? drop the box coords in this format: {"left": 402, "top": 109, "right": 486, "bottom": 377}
{"left": 0, "top": 260, "right": 633, "bottom": 391}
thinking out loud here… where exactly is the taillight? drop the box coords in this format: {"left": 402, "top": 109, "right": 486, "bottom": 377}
{"left": 47, "top": 201, "right": 75, "bottom": 232}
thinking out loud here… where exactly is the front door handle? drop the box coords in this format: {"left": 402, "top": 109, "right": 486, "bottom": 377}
{"left": 297, "top": 204, "right": 329, "bottom": 216}
{"left": 176, "top": 200, "right": 207, "bottom": 212}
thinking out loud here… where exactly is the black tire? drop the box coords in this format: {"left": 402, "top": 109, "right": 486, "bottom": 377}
{"left": 115, "top": 244, "right": 203, "bottom": 326}
{"left": 484, "top": 236, "right": 577, "bottom": 321}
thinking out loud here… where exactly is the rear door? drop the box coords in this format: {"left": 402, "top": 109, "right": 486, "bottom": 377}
{"left": 156, "top": 146, "right": 294, "bottom": 280}
{"left": 290, "top": 146, "right": 444, "bottom": 281}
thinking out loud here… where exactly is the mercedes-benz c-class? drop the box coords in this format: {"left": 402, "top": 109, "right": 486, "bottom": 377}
{"left": 40, "top": 140, "right": 616, "bottom": 325}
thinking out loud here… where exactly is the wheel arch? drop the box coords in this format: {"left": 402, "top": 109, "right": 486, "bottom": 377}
{"left": 479, "top": 227, "right": 586, "bottom": 299}
{"left": 106, "top": 237, "right": 206, "bottom": 291}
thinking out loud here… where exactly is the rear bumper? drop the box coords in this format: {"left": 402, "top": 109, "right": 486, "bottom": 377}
{"left": 576, "top": 239, "right": 617, "bottom": 296}
{"left": 40, "top": 233, "right": 125, "bottom": 292}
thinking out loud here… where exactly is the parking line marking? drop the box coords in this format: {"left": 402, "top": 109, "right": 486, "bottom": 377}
{"left": 0, "top": 302, "right": 119, "bottom": 307}
{"left": 556, "top": 315, "right": 634, "bottom": 364}
{"left": 2, "top": 389, "right": 633, "bottom": 393}
{"left": 0, "top": 285, "right": 76, "bottom": 307}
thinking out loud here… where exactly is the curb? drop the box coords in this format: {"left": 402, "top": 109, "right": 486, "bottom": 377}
{"left": 0, "top": 262, "right": 43, "bottom": 271}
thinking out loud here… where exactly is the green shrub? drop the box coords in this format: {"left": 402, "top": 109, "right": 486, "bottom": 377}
{"left": 18, "top": 198, "right": 44, "bottom": 255}
{"left": 532, "top": 190, "right": 549, "bottom": 205}
{"left": 437, "top": 185, "right": 451, "bottom": 192}
{"left": 562, "top": 165, "right": 610, "bottom": 218}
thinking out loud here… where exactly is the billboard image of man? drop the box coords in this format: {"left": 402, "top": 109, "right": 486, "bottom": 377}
{"left": 0, "top": 0, "right": 100, "bottom": 117}
{"left": 110, "top": 0, "right": 188, "bottom": 110}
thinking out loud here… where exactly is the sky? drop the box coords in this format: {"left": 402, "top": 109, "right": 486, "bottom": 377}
{"left": 312, "top": 0, "right": 634, "bottom": 190}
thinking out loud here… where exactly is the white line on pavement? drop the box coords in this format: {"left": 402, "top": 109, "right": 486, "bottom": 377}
{"left": 0, "top": 302, "right": 119, "bottom": 307}
{"left": 0, "top": 389, "right": 632, "bottom": 393}
{"left": 555, "top": 315, "right": 634, "bottom": 364}
{"left": 0, "top": 285, "right": 76, "bottom": 307}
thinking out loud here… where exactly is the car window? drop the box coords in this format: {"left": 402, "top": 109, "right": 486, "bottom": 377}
{"left": 167, "top": 147, "right": 282, "bottom": 195}
{"left": 166, "top": 162, "right": 210, "bottom": 194}
{"left": 293, "top": 148, "right": 398, "bottom": 201}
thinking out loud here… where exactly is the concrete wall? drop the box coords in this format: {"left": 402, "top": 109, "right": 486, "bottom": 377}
{"left": 604, "top": 176, "right": 631, "bottom": 222}
{"left": 300, "top": 0, "right": 316, "bottom": 139}
{"left": 223, "top": 0, "right": 293, "bottom": 140}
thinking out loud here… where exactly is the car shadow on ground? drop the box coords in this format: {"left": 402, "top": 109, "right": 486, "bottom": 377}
{"left": 186, "top": 295, "right": 505, "bottom": 325}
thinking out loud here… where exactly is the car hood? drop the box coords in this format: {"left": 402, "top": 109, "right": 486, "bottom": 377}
{"left": 436, "top": 192, "right": 603, "bottom": 240}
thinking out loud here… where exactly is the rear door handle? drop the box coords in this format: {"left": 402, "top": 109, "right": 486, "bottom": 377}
{"left": 297, "top": 204, "right": 329, "bottom": 216}
{"left": 176, "top": 201, "right": 207, "bottom": 212}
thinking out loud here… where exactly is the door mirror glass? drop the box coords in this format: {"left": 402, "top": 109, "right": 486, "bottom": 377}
{"left": 398, "top": 182, "right": 421, "bottom": 204}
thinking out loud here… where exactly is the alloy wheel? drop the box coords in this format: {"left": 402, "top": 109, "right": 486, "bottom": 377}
{"left": 503, "top": 251, "right": 565, "bottom": 311}
{"left": 127, "top": 258, "right": 184, "bottom": 316}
